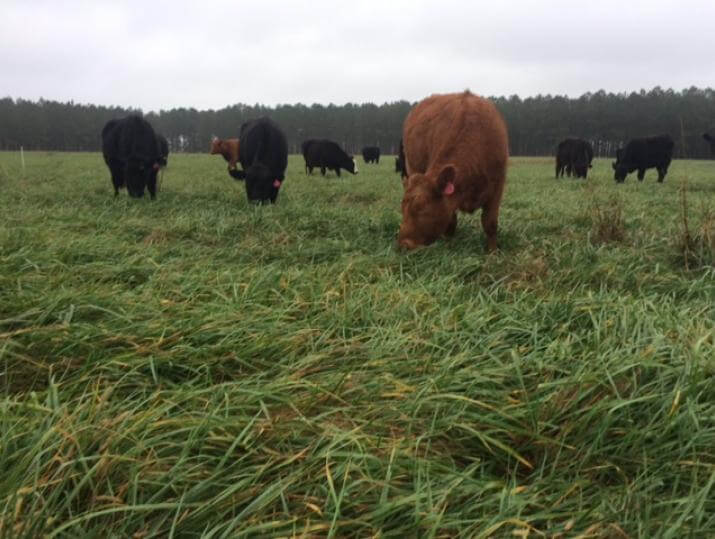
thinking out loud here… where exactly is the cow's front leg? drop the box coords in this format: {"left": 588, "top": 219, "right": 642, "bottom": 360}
{"left": 147, "top": 171, "right": 158, "bottom": 200}
{"left": 637, "top": 169, "right": 645, "bottom": 181}
{"left": 445, "top": 213, "right": 457, "bottom": 237}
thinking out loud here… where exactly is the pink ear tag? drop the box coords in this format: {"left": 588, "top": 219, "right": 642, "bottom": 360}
{"left": 443, "top": 182, "right": 455, "bottom": 195}
{"left": 273, "top": 179, "right": 282, "bottom": 188}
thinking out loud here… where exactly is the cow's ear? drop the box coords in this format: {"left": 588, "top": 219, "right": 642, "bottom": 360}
{"left": 435, "top": 165, "right": 456, "bottom": 197}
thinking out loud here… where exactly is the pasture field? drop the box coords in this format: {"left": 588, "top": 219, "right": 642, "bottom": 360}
{"left": 0, "top": 151, "right": 713, "bottom": 537}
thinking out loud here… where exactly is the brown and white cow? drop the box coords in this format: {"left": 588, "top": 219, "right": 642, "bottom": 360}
{"left": 210, "top": 137, "right": 240, "bottom": 172}
{"left": 398, "top": 91, "right": 508, "bottom": 252}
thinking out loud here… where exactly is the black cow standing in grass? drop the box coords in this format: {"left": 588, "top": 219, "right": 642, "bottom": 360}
{"left": 362, "top": 146, "right": 380, "bottom": 164}
{"left": 703, "top": 132, "right": 715, "bottom": 156}
{"left": 303, "top": 139, "right": 357, "bottom": 177}
{"left": 102, "top": 115, "right": 162, "bottom": 199}
{"left": 612, "top": 134, "right": 674, "bottom": 183}
{"left": 555, "top": 138, "right": 593, "bottom": 179}
{"left": 229, "top": 117, "right": 287, "bottom": 204}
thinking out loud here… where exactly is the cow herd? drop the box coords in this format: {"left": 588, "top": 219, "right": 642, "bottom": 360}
{"left": 554, "top": 134, "right": 676, "bottom": 183}
{"left": 101, "top": 91, "right": 709, "bottom": 251}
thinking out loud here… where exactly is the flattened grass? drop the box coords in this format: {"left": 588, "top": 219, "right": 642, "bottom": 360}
{"left": 0, "top": 151, "right": 713, "bottom": 537}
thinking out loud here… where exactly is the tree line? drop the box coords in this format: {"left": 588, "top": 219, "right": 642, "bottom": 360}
{"left": 1, "top": 86, "right": 714, "bottom": 158}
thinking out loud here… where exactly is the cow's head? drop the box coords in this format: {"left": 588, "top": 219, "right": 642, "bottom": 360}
{"left": 244, "top": 163, "right": 282, "bottom": 204}
{"left": 573, "top": 164, "right": 588, "bottom": 178}
{"left": 398, "top": 164, "right": 458, "bottom": 249}
{"left": 346, "top": 157, "right": 358, "bottom": 175}
{"left": 704, "top": 132, "right": 714, "bottom": 155}
{"left": 210, "top": 137, "right": 222, "bottom": 154}
{"left": 125, "top": 157, "right": 159, "bottom": 197}
{"left": 612, "top": 148, "right": 626, "bottom": 181}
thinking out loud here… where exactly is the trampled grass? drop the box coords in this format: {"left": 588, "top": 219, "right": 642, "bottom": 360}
{"left": 0, "top": 151, "right": 713, "bottom": 537}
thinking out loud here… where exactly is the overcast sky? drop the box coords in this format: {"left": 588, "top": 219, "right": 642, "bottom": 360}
{"left": 2, "top": 0, "right": 714, "bottom": 112}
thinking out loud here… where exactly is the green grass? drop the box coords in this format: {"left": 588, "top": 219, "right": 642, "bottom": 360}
{"left": 0, "top": 150, "right": 713, "bottom": 537}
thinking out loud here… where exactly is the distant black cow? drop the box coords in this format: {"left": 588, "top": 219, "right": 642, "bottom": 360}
{"left": 229, "top": 117, "right": 287, "bottom": 204}
{"left": 362, "top": 146, "right": 380, "bottom": 164}
{"left": 395, "top": 139, "right": 407, "bottom": 179}
{"left": 703, "top": 132, "right": 715, "bottom": 156}
{"left": 102, "top": 115, "right": 162, "bottom": 199}
{"left": 555, "top": 138, "right": 593, "bottom": 179}
{"left": 303, "top": 139, "right": 357, "bottom": 177}
{"left": 612, "top": 134, "right": 674, "bottom": 183}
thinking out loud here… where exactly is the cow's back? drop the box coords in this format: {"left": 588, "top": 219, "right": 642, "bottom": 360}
{"left": 624, "top": 135, "right": 673, "bottom": 168}
{"left": 649, "top": 135, "right": 674, "bottom": 164}
{"left": 310, "top": 140, "right": 348, "bottom": 167}
{"left": 304, "top": 139, "right": 326, "bottom": 166}
{"left": 302, "top": 139, "right": 319, "bottom": 158}
{"left": 101, "top": 119, "right": 121, "bottom": 160}
{"left": 404, "top": 92, "right": 508, "bottom": 207}
{"left": 239, "top": 117, "right": 288, "bottom": 178}
{"left": 118, "top": 115, "right": 159, "bottom": 161}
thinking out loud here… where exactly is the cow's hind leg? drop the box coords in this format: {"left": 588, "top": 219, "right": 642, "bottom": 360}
{"left": 481, "top": 202, "right": 500, "bottom": 253}
{"left": 637, "top": 168, "right": 646, "bottom": 181}
{"left": 109, "top": 162, "right": 123, "bottom": 197}
{"left": 658, "top": 163, "right": 669, "bottom": 182}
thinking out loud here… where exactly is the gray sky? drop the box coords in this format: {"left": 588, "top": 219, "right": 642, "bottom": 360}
{"left": 2, "top": 0, "right": 714, "bottom": 112}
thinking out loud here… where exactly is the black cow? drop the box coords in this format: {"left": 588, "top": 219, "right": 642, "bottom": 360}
{"left": 612, "top": 134, "right": 674, "bottom": 183}
{"left": 303, "top": 139, "right": 357, "bottom": 177}
{"left": 395, "top": 139, "right": 407, "bottom": 179}
{"left": 362, "top": 146, "right": 380, "bottom": 164}
{"left": 555, "top": 138, "right": 593, "bottom": 179}
{"left": 703, "top": 132, "right": 715, "bottom": 156}
{"left": 229, "top": 117, "right": 287, "bottom": 204}
{"left": 102, "top": 115, "right": 162, "bottom": 199}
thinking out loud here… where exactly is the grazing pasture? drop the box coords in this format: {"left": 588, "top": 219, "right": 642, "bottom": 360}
{"left": 0, "top": 151, "right": 713, "bottom": 537}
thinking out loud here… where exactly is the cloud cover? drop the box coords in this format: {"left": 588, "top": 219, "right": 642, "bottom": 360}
{"left": 2, "top": 0, "right": 714, "bottom": 112}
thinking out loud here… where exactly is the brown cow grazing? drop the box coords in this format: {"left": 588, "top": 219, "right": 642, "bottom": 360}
{"left": 210, "top": 137, "right": 240, "bottom": 172}
{"left": 398, "top": 91, "right": 508, "bottom": 252}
